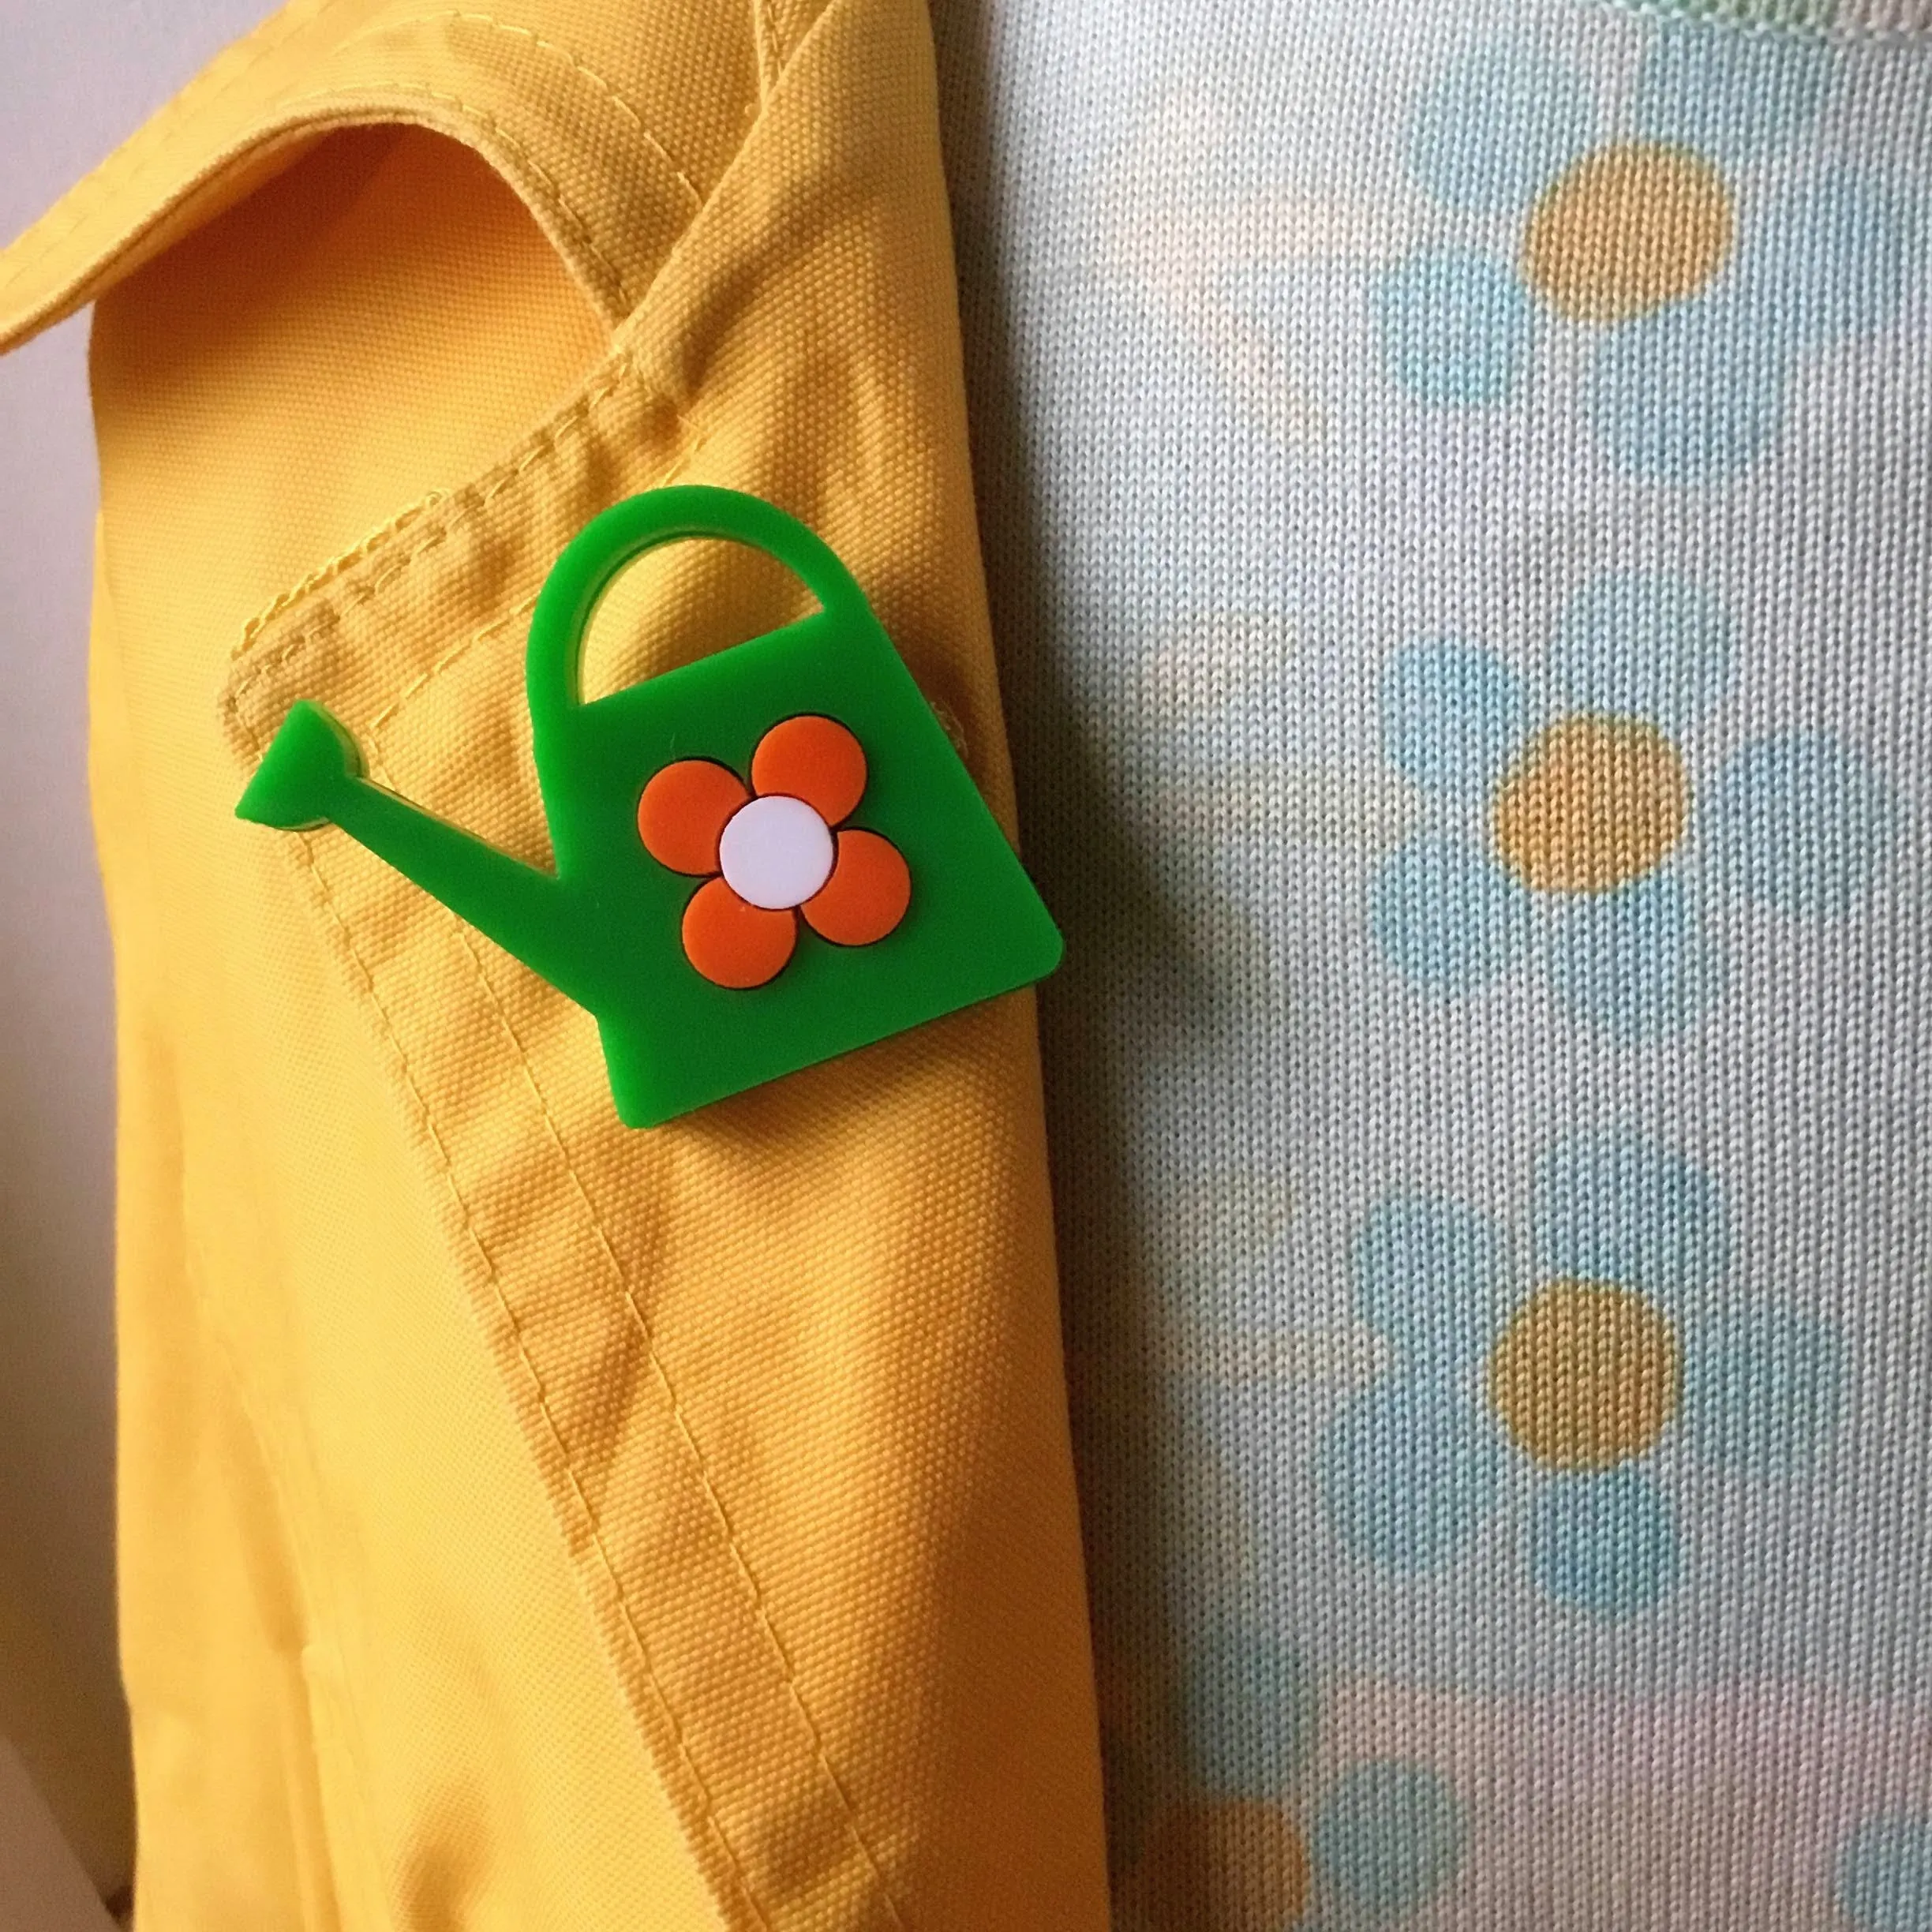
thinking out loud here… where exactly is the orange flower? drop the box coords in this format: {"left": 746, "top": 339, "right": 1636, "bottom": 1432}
{"left": 637, "top": 714, "right": 911, "bottom": 988}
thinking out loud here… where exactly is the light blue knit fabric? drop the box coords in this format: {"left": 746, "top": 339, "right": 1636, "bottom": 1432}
{"left": 934, "top": 1, "right": 1932, "bottom": 1923}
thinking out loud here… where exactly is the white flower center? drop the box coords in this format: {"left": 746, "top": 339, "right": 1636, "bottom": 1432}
{"left": 717, "top": 794, "right": 835, "bottom": 910}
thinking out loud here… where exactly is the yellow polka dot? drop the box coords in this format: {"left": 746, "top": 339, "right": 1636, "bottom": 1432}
{"left": 1492, "top": 715, "right": 1688, "bottom": 894}
{"left": 1488, "top": 1282, "right": 1680, "bottom": 1470}
{"left": 1125, "top": 1801, "right": 1310, "bottom": 1932}
{"left": 1522, "top": 143, "right": 1734, "bottom": 324}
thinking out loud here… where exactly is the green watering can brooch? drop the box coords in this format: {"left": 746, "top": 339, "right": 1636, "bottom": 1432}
{"left": 236, "top": 486, "right": 1062, "bottom": 1127}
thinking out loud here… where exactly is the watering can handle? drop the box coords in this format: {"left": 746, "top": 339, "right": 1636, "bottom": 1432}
{"left": 524, "top": 486, "right": 874, "bottom": 739}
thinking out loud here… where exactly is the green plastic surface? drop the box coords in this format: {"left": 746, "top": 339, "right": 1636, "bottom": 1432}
{"left": 235, "top": 487, "right": 1063, "bottom": 1127}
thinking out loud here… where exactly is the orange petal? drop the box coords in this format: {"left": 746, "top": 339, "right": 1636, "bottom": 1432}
{"left": 802, "top": 829, "right": 910, "bottom": 946}
{"left": 751, "top": 714, "right": 867, "bottom": 825}
{"left": 638, "top": 758, "right": 749, "bottom": 874}
{"left": 682, "top": 878, "right": 796, "bottom": 988}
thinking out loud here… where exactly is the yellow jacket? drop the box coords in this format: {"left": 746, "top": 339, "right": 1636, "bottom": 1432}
{"left": 0, "top": 2, "right": 1110, "bottom": 1925}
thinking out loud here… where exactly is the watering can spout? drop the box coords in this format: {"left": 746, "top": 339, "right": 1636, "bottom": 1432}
{"left": 237, "top": 701, "right": 601, "bottom": 1008}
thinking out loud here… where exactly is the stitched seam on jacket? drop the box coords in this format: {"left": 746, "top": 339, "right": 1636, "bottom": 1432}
{"left": 229, "top": 348, "right": 648, "bottom": 700}
{"left": 753, "top": 0, "right": 784, "bottom": 98}
{"left": 429, "top": 934, "right": 791, "bottom": 1932}
{"left": 239, "top": 493, "right": 450, "bottom": 657}
{"left": 363, "top": 561, "right": 922, "bottom": 1932}
{"left": 366, "top": 591, "right": 534, "bottom": 728}
{"left": 353, "top": 410, "right": 719, "bottom": 741}
{"left": 386, "top": 10, "right": 706, "bottom": 205}
{"left": 236, "top": 756, "right": 773, "bottom": 1931}
{"left": 274, "top": 80, "right": 639, "bottom": 308}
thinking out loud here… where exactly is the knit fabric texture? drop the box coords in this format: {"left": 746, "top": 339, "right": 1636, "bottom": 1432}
{"left": 940, "top": 0, "right": 1932, "bottom": 1924}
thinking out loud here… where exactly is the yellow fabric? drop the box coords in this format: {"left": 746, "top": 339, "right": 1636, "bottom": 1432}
{"left": 0, "top": 3, "right": 1110, "bottom": 1927}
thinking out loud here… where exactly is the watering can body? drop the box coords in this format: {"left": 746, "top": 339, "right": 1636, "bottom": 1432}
{"left": 237, "top": 488, "right": 1062, "bottom": 1127}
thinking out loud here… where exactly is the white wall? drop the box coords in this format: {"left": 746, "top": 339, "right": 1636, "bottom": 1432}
{"left": 0, "top": 0, "right": 275, "bottom": 1892}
